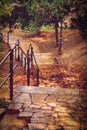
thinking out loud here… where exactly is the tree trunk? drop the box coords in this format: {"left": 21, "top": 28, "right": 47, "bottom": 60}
{"left": 55, "top": 20, "right": 58, "bottom": 46}
{"left": 36, "top": 26, "right": 41, "bottom": 36}
{"left": 58, "top": 20, "right": 63, "bottom": 55}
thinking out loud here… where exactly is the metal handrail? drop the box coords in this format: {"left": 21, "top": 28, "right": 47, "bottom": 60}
{"left": 0, "top": 39, "right": 20, "bottom": 66}
{"left": 0, "top": 39, "right": 21, "bottom": 100}
{"left": 0, "top": 40, "right": 40, "bottom": 100}
{"left": 0, "top": 63, "right": 18, "bottom": 88}
{"left": 32, "top": 51, "right": 39, "bottom": 70}
{"left": 28, "top": 43, "right": 32, "bottom": 51}
{"left": 12, "top": 40, "right": 19, "bottom": 50}
{"left": 28, "top": 44, "right": 39, "bottom": 85}
{"left": 19, "top": 46, "right": 27, "bottom": 57}
{"left": 0, "top": 51, "right": 11, "bottom": 66}
{"left": 28, "top": 44, "right": 39, "bottom": 68}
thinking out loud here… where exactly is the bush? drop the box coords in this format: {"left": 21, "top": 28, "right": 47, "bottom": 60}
{"left": 23, "top": 21, "right": 36, "bottom": 32}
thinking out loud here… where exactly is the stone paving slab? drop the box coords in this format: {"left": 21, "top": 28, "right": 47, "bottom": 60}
{"left": 7, "top": 86, "right": 87, "bottom": 130}
{"left": 34, "top": 53, "right": 55, "bottom": 65}
{"left": 16, "top": 86, "right": 79, "bottom": 95}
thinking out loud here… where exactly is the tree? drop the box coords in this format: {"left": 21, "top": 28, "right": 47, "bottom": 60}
{"left": 0, "top": 0, "right": 13, "bottom": 16}
{"left": 23, "top": 0, "right": 71, "bottom": 54}
{"left": 0, "top": 0, "right": 72, "bottom": 54}
{"left": 70, "top": 0, "right": 87, "bottom": 40}
{"left": 0, "top": 0, "right": 13, "bottom": 30}
{"left": 41, "top": 0, "right": 71, "bottom": 54}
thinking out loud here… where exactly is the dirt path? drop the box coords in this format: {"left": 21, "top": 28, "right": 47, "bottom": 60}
{"left": 2, "top": 29, "right": 87, "bottom": 66}
{"left": 2, "top": 28, "right": 87, "bottom": 89}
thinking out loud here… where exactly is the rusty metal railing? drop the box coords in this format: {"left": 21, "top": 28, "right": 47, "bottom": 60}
{"left": 0, "top": 40, "right": 39, "bottom": 100}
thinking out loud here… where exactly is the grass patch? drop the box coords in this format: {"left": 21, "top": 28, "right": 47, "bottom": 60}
{"left": 41, "top": 25, "right": 54, "bottom": 31}
{"left": 23, "top": 25, "right": 54, "bottom": 33}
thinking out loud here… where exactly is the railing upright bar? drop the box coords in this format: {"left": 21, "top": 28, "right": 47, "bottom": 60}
{"left": 31, "top": 46, "right": 33, "bottom": 70}
{"left": 7, "top": 32, "right": 9, "bottom": 45}
{"left": 27, "top": 50, "right": 30, "bottom": 86}
{"left": 21, "top": 51, "right": 23, "bottom": 66}
{"left": 24, "top": 57, "right": 26, "bottom": 73}
{"left": 28, "top": 44, "right": 39, "bottom": 86}
{"left": 10, "top": 49, "right": 13, "bottom": 100}
{"left": 36, "top": 69, "right": 39, "bottom": 85}
{"left": 15, "top": 43, "right": 16, "bottom": 61}
{"left": 17, "top": 39, "right": 20, "bottom": 61}
{"left": 32, "top": 51, "right": 39, "bottom": 69}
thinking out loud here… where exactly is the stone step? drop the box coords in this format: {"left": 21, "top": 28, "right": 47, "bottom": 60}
{"left": 8, "top": 86, "right": 80, "bottom": 114}
{"left": 16, "top": 86, "right": 79, "bottom": 95}
{"left": 27, "top": 123, "right": 63, "bottom": 130}
{"left": 7, "top": 103, "right": 22, "bottom": 114}
{"left": 18, "top": 111, "right": 32, "bottom": 122}
{"left": 7, "top": 86, "right": 87, "bottom": 130}
{"left": 34, "top": 53, "right": 56, "bottom": 65}
{"left": 23, "top": 124, "right": 63, "bottom": 130}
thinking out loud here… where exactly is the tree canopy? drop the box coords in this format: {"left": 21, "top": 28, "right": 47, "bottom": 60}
{"left": 0, "top": 0, "right": 13, "bottom": 30}
{"left": 71, "top": 0, "right": 87, "bottom": 39}
{"left": 0, "top": 0, "right": 13, "bottom": 16}
{"left": 22, "top": 0, "right": 71, "bottom": 27}
{"left": 0, "top": 0, "right": 87, "bottom": 39}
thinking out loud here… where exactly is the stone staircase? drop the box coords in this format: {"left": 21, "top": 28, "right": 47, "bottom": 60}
{"left": 2, "top": 31, "right": 87, "bottom": 130}
{"left": 7, "top": 86, "right": 87, "bottom": 130}
{"left": 34, "top": 53, "right": 57, "bottom": 65}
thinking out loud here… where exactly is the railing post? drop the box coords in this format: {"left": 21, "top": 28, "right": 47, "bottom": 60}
{"left": 36, "top": 69, "right": 39, "bottom": 86}
{"left": 7, "top": 31, "right": 9, "bottom": 45}
{"left": 24, "top": 57, "right": 26, "bottom": 73}
{"left": 58, "top": 20, "right": 63, "bottom": 55}
{"left": 21, "top": 51, "right": 23, "bottom": 66}
{"left": 17, "top": 39, "right": 20, "bottom": 61}
{"left": 27, "top": 50, "right": 30, "bottom": 86}
{"left": 14, "top": 43, "right": 17, "bottom": 61}
{"left": 31, "top": 47, "right": 33, "bottom": 67}
{"left": 10, "top": 49, "right": 13, "bottom": 100}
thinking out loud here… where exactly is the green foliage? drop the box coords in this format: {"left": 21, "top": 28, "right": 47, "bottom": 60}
{"left": 23, "top": 21, "right": 36, "bottom": 32}
{"left": 0, "top": 0, "right": 13, "bottom": 16}
{"left": 0, "top": 0, "right": 13, "bottom": 30}
{"left": 71, "top": 0, "right": 87, "bottom": 39}
{"left": 22, "top": 0, "right": 71, "bottom": 32}
{"left": 41, "top": 25, "right": 54, "bottom": 31}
